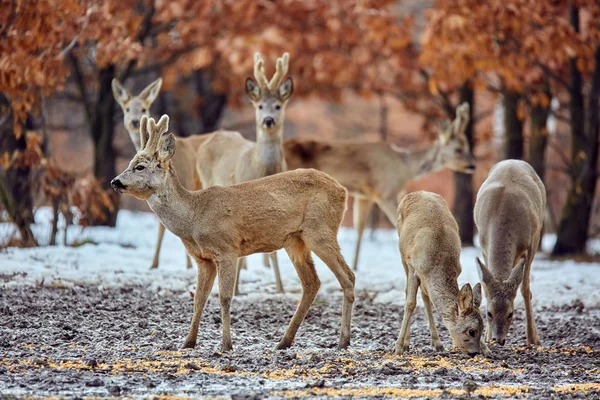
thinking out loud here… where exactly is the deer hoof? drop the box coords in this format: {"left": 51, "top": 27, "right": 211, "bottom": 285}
{"left": 181, "top": 338, "right": 196, "bottom": 349}
{"left": 149, "top": 264, "right": 158, "bottom": 270}
{"left": 221, "top": 342, "right": 233, "bottom": 352}
{"left": 394, "top": 344, "right": 409, "bottom": 355}
{"left": 275, "top": 339, "right": 292, "bottom": 350}
{"left": 434, "top": 343, "right": 444, "bottom": 352}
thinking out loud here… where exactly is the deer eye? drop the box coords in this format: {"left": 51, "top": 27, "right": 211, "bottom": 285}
{"left": 508, "top": 312, "right": 513, "bottom": 319}
{"left": 275, "top": 105, "right": 281, "bottom": 110}
{"left": 468, "top": 329, "right": 476, "bottom": 337}
{"left": 126, "top": 108, "right": 130, "bottom": 112}
{"left": 141, "top": 108, "right": 147, "bottom": 113}
{"left": 258, "top": 105, "right": 263, "bottom": 110}
{"left": 135, "top": 165, "right": 145, "bottom": 171}
{"left": 487, "top": 312, "right": 493, "bottom": 319}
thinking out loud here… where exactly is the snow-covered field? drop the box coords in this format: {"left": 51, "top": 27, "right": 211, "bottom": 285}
{"left": 1, "top": 208, "right": 599, "bottom": 310}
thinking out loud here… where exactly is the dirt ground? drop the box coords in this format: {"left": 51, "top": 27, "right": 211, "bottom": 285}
{"left": 0, "top": 284, "right": 599, "bottom": 399}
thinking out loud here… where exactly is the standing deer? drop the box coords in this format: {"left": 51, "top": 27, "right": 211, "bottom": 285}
{"left": 474, "top": 160, "right": 545, "bottom": 346}
{"left": 395, "top": 191, "right": 490, "bottom": 357}
{"left": 112, "top": 77, "right": 208, "bottom": 270}
{"left": 196, "top": 52, "right": 294, "bottom": 294}
{"left": 284, "top": 103, "right": 475, "bottom": 271}
{"left": 111, "top": 115, "right": 355, "bottom": 351}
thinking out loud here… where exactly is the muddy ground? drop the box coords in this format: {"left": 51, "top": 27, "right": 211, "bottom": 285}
{"left": 0, "top": 284, "right": 599, "bottom": 399}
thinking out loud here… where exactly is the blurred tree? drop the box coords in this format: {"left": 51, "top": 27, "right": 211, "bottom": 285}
{"left": 0, "top": 0, "right": 87, "bottom": 244}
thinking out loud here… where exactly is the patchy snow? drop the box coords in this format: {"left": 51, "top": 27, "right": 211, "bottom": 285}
{"left": 1, "top": 208, "right": 599, "bottom": 310}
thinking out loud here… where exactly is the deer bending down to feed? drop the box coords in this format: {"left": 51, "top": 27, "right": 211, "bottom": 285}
{"left": 112, "top": 77, "right": 208, "bottom": 270}
{"left": 196, "top": 52, "right": 294, "bottom": 294}
{"left": 395, "top": 191, "right": 490, "bottom": 357}
{"left": 284, "top": 103, "right": 475, "bottom": 271}
{"left": 474, "top": 160, "right": 545, "bottom": 346}
{"left": 111, "top": 115, "right": 355, "bottom": 351}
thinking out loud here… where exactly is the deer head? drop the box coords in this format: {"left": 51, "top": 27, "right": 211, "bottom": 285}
{"left": 448, "top": 283, "right": 486, "bottom": 356}
{"left": 476, "top": 257, "right": 525, "bottom": 345}
{"left": 111, "top": 114, "right": 176, "bottom": 200}
{"left": 112, "top": 78, "right": 162, "bottom": 150}
{"left": 245, "top": 52, "right": 293, "bottom": 135}
{"left": 437, "top": 102, "right": 476, "bottom": 174}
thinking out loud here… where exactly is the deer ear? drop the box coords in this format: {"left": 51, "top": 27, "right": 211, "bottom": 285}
{"left": 159, "top": 133, "right": 177, "bottom": 162}
{"left": 438, "top": 120, "right": 451, "bottom": 145}
{"left": 472, "top": 282, "right": 482, "bottom": 308}
{"left": 476, "top": 257, "right": 494, "bottom": 288}
{"left": 139, "top": 78, "right": 162, "bottom": 104}
{"left": 506, "top": 258, "right": 526, "bottom": 291}
{"left": 279, "top": 77, "right": 293, "bottom": 102}
{"left": 458, "top": 283, "right": 474, "bottom": 314}
{"left": 245, "top": 77, "right": 261, "bottom": 102}
{"left": 112, "top": 79, "right": 131, "bottom": 108}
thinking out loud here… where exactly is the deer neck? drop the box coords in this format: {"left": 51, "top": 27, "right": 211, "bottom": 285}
{"left": 253, "top": 127, "right": 285, "bottom": 175}
{"left": 398, "top": 141, "right": 445, "bottom": 181}
{"left": 127, "top": 129, "right": 141, "bottom": 151}
{"left": 424, "top": 275, "right": 459, "bottom": 327}
{"left": 146, "top": 165, "right": 197, "bottom": 240}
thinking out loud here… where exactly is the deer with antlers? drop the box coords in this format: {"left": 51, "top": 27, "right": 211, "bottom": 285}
{"left": 195, "top": 52, "right": 293, "bottom": 294}
{"left": 284, "top": 103, "right": 475, "bottom": 271}
{"left": 111, "top": 115, "right": 355, "bottom": 351}
{"left": 112, "top": 77, "right": 209, "bottom": 270}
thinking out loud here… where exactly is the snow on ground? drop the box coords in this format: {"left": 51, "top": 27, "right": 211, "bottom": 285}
{"left": 1, "top": 208, "right": 599, "bottom": 310}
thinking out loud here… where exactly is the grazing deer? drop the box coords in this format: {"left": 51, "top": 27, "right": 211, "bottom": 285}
{"left": 474, "top": 160, "right": 545, "bottom": 346}
{"left": 395, "top": 191, "right": 490, "bottom": 357}
{"left": 111, "top": 115, "right": 355, "bottom": 351}
{"left": 112, "top": 77, "right": 208, "bottom": 270}
{"left": 284, "top": 103, "right": 475, "bottom": 271}
{"left": 196, "top": 52, "right": 294, "bottom": 294}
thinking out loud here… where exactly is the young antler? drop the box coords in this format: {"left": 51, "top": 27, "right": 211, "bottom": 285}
{"left": 253, "top": 53, "right": 269, "bottom": 90}
{"left": 142, "top": 114, "right": 169, "bottom": 153}
{"left": 268, "top": 52, "right": 290, "bottom": 91}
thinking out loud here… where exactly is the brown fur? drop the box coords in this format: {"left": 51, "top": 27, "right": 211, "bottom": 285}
{"left": 195, "top": 53, "right": 294, "bottom": 294}
{"left": 395, "top": 191, "right": 490, "bottom": 356}
{"left": 474, "top": 159, "right": 546, "bottom": 346}
{"left": 112, "top": 115, "right": 355, "bottom": 352}
{"left": 284, "top": 103, "right": 475, "bottom": 271}
{"left": 112, "top": 78, "right": 211, "bottom": 270}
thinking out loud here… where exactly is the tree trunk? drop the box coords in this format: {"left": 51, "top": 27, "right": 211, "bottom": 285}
{"left": 90, "top": 65, "right": 119, "bottom": 226}
{"left": 0, "top": 95, "right": 38, "bottom": 246}
{"left": 552, "top": 11, "right": 599, "bottom": 255}
{"left": 195, "top": 69, "right": 227, "bottom": 133}
{"left": 503, "top": 91, "right": 524, "bottom": 160}
{"left": 453, "top": 82, "right": 475, "bottom": 246}
{"left": 528, "top": 85, "right": 551, "bottom": 182}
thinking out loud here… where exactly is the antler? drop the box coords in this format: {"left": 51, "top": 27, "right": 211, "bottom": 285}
{"left": 140, "top": 115, "right": 149, "bottom": 149}
{"left": 268, "top": 52, "right": 289, "bottom": 91}
{"left": 253, "top": 53, "right": 269, "bottom": 90}
{"left": 144, "top": 114, "right": 170, "bottom": 153}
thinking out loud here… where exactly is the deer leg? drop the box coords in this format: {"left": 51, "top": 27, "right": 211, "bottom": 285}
{"left": 234, "top": 257, "right": 246, "bottom": 296}
{"left": 150, "top": 223, "right": 166, "bottom": 269}
{"left": 352, "top": 197, "right": 374, "bottom": 271}
{"left": 421, "top": 290, "right": 443, "bottom": 351}
{"left": 186, "top": 253, "right": 193, "bottom": 269}
{"left": 377, "top": 194, "right": 402, "bottom": 229}
{"left": 521, "top": 263, "right": 540, "bottom": 346}
{"left": 269, "top": 252, "right": 284, "bottom": 293}
{"left": 263, "top": 253, "right": 270, "bottom": 268}
{"left": 307, "top": 235, "right": 355, "bottom": 349}
{"left": 217, "top": 257, "right": 237, "bottom": 352}
{"left": 182, "top": 259, "right": 216, "bottom": 349}
{"left": 395, "top": 270, "right": 419, "bottom": 355}
{"left": 276, "top": 237, "right": 320, "bottom": 350}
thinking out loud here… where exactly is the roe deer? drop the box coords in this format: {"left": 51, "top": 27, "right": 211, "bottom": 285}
{"left": 111, "top": 115, "right": 355, "bottom": 351}
{"left": 284, "top": 103, "right": 475, "bottom": 271}
{"left": 474, "top": 159, "right": 545, "bottom": 346}
{"left": 396, "top": 191, "right": 490, "bottom": 357}
{"left": 196, "top": 52, "right": 294, "bottom": 294}
{"left": 112, "top": 77, "right": 209, "bottom": 270}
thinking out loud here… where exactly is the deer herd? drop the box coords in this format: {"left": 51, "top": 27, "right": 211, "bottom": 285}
{"left": 110, "top": 53, "right": 545, "bottom": 357}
